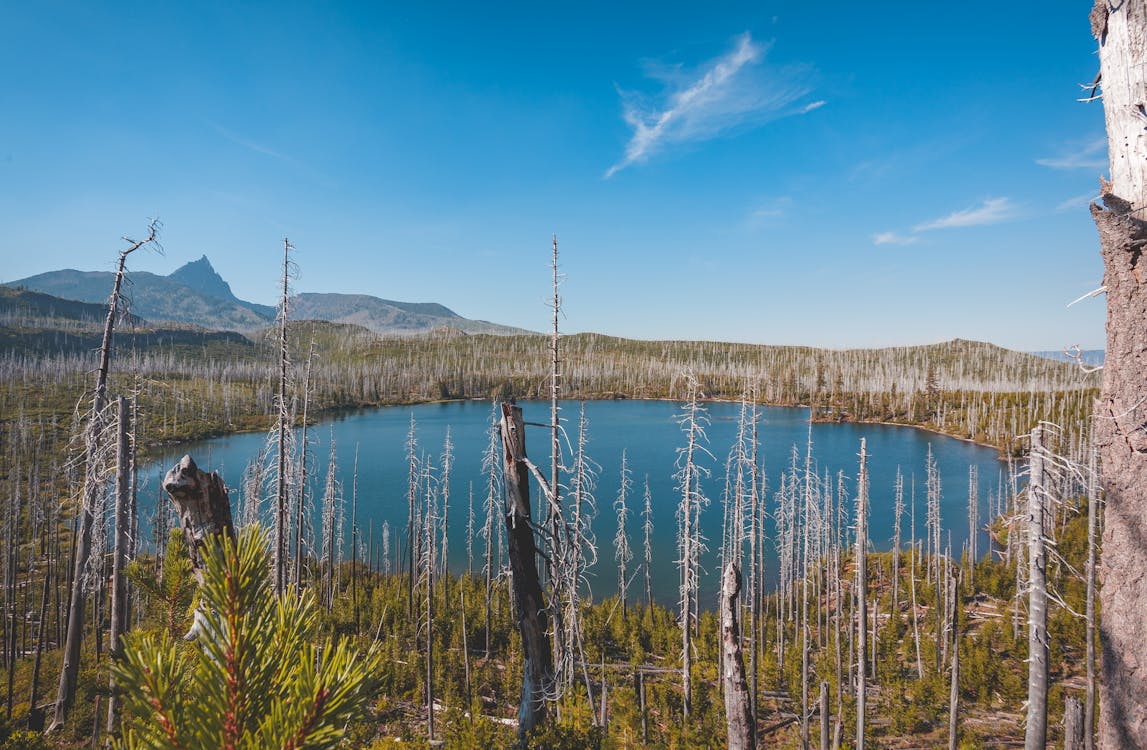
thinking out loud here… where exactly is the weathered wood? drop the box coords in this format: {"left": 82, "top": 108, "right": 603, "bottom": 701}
{"left": 721, "top": 562, "right": 754, "bottom": 750}
{"left": 105, "top": 397, "right": 131, "bottom": 737}
{"left": 819, "top": 681, "right": 830, "bottom": 750}
{"left": 948, "top": 568, "right": 960, "bottom": 750}
{"left": 499, "top": 402, "right": 552, "bottom": 743}
{"left": 162, "top": 454, "right": 234, "bottom": 641}
{"left": 1091, "top": 2, "right": 1147, "bottom": 747}
{"left": 1025, "top": 426, "right": 1049, "bottom": 750}
{"left": 856, "top": 438, "right": 868, "bottom": 750}
{"left": 163, "top": 455, "right": 234, "bottom": 581}
{"left": 1066, "top": 695, "right": 1086, "bottom": 750}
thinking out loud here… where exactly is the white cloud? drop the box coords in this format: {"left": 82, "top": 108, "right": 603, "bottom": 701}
{"left": 606, "top": 33, "right": 818, "bottom": 178}
{"left": 914, "top": 197, "right": 1017, "bottom": 231}
{"left": 1056, "top": 192, "right": 1099, "bottom": 213}
{"left": 1036, "top": 137, "right": 1107, "bottom": 171}
{"left": 872, "top": 231, "right": 918, "bottom": 246}
{"left": 800, "top": 100, "right": 826, "bottom": 114}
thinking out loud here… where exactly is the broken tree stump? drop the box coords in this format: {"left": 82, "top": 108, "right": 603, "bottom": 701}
{"left": 162, "top": 454, "right": 234, "bottom": 640}
{"left": 722, "top": 561, "right": 754, "bottom": 750}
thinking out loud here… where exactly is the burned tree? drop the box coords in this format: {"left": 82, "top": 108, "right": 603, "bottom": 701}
{"left": 1089, "top": 1, "right": 1147, "bottom": 746}
{"left": 51, "top": 220, "right": 159, "bottom": 731}
{"left": 721, "top": 562, "right": 754, "bottom": 750}
{"left": 499, "top": 403, "right": 553, "bottom": 742}
{"left": 162, "top": 455, "right": 235, "bottom": 588}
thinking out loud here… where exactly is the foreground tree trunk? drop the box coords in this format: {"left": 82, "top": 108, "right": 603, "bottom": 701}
{"left": 1091, "top": 2, "right": 1147, "bottom": 747}
{"left": 855, "top": 438, "right": 869, "bottom": 750}
{"left": 1025, "top": 426, "right": 1050, "bottom": 750}
{"left": 721, "top": 562, "right": 754, "bottom": 750}
{"left": 499, "top": 403, "right": 553, "bottom": 743}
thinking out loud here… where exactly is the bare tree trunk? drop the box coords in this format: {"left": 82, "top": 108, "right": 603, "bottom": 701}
{"left": 52, "top": 221, "right": 157, "bottom": 731}
{"left": 721, "top": 562, "right": 754, "bottom": 750}
{"left": 819, "top": 681, "right": 830, "bottom": 750}
{"left": 274, "top": 238, "right": 293, "bottom": 596}
{"left": 461, "top": 588, "right": 472, "bottom": 716}
{"left": 1086, "top": 442, "right": 1098, "bottom": 750}
{"left": 638, "top": 667, "right": 648, "bottom": 745}
{"left": 1067, "top": 695, "right": 1086, "bottom": 750}
{"left": 292, "top": 336, "right": 314, "bottom": 596}
{"left": 499, "top": 403, "right": 553, "bottom": 743}
{"left": 1091, "top": 4, "right": 1147, "bottom": 747}
{"left": 105, "top": 397, "right": 131, "bottom": 738}
{"left": 1025, "top": 425, "right": 1050, "bottom": 750}
{"left": 948, "top": 569, "right": 960, "bottom": 750}
{"left": 855, "top": 438, "right": 868, "bottom": 750}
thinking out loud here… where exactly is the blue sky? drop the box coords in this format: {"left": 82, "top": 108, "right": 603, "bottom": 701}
{"left": 0, "top": 2, "right": 1108, "bottom": 350}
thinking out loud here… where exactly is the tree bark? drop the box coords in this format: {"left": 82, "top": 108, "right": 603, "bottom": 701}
{"left": 105, "top": 397, "right": 131, "bottom": 737}
{"left": 162, "top": 454, "right": 234, "bottom": 641}
{"left": 1067, "top": 695, "right": 1086, "bottom": 750}
{"left": 1092, "top": 3, "right": 1147, "bottom": 747}
{"left": 721, "top": 562, "right": 754, "bottom": 750}
{"left": 855, "top": 438, "right": 868, "bottom": 750}
{"left": 1025, "top": 426, "right": 1049, "bottom": 750}
{"left": 499, "top": 402, "right": 553, "bottom": 743}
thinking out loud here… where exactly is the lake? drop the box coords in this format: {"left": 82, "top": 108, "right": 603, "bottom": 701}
{"left": 138, "top": 399, "right": 1007, "bottom": 607}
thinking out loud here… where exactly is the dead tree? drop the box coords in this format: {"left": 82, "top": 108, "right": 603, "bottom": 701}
{"left": 967, "top": 465, "right": 978, "bottom": 588}
{"left": 1090, "top": 2, "right": 1147, "bottom": 746}
{"left": 676, "top": 374, "right": 710, "bottom": 721}
{"left": 642, "top": 476, "right": 654, "bottom": 608}
{"left": 1085, "top": 442, "right": 1099, "bottom": 750}
{"left": 162, "top": 455, "right": 234, "bottom": 580}
{"left": 892, "top": 468, "right": 903, "bottom": 619}
{"left": 161, "top": 454, "right": 235, "bottom": 639}
{"left": 52, "top": 220, "right": 158, "bottom": 731}
{"left": 105, "top": 397, "right": 132, "bottom": 737}
{"left": 1025, "top": 425, "right": 1050, "bottom": 750}
{"left": 855, "top": 438, "right": 869, "bottom": 750}
{"left": 721, "top": 562, "right": 754, "bottom": 750}
{"left": 614, "top": 450, "right": 633, "bottom": 617}
{"left": 273, "top": 238, "right": 295, "bottom": 595}
{"left": 1066, "top": 695, "right": 1086, "bottom": 750}
{"left": 948, "top": 568, "right": 960, "bottom": 750}
{"left": 499, "top": 403, "right": 553, "bottom": 742}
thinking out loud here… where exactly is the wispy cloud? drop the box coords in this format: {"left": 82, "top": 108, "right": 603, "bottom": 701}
{"left": 205, "top": 119, "right": 298, "bottom": 164}
{"left": 1056, "top": 192, "right": 1099, "bottom": 213}
{"left": 914, "top": 197, "right": 1017, "bottom": 231}
{"left": 1036, "top": 137, "right": 1107, "bottom": 171}
{"left": 873, "top": 196, "right": 1020, "bottom": 247}
{"left": 606, "top": 33, "right": 820, "bottom": 178}
{"left": 872, "top": 231, "right": 918, "bottom": 246}
{"left": 745, "top": 195, "right": 792, "bottom": 228}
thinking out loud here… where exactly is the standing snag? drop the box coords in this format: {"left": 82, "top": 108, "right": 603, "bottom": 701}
{"left": 1090, "top": 1, "right": 1147, "bottom": 746}
{"left": 499, "top": 402, "right": 553, "bottom": 742}
{"left": 721, "top": 562, "right": 754, "bottom": 750}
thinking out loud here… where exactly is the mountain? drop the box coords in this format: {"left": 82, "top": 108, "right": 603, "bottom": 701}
{"left": 168, "top": 256, "right": 277, "bottom": 319}
{"left": 289, "top": 293, "right": 530, "bottom": 336}
{"left": 6, "top": 258, "right": 530, "bottom": 336}
{"left": 7, "top": 267, "right": 273, "bottom": 331}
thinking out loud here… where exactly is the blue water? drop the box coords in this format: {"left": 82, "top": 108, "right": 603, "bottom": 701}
{"left": 138, "top": 399, "right": 1005, "bottom": 607}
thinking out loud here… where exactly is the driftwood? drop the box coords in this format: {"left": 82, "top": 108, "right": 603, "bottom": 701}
{"left": 499, "top": 403, "right": 553, "bottom": 743}
{"left": 162, "top": 454, "right": 234, "bottom": 640}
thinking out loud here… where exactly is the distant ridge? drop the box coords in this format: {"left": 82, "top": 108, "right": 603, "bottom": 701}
{"left": 5, "top": 257, "right": 530, "bottom": 336}
{"left": 290, "top": 292, "right": 530, "bottom": 336}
